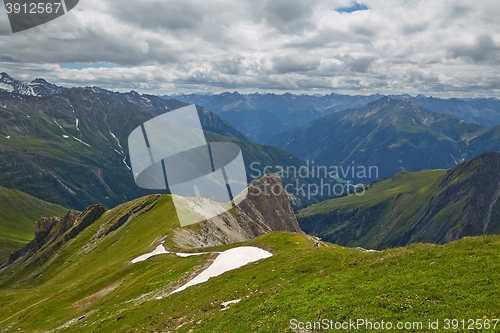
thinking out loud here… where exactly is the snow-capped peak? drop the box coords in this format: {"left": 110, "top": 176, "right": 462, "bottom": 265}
{"left": 0, "top": 73, "right": 67, "bottom": 97}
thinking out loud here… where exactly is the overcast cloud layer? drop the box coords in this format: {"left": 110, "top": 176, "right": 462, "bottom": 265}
{"left": 0, "top": 0, "right": 499, "bottom": 97}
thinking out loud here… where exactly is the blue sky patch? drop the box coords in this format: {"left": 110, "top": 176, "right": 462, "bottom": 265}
{"left": 336, "top": 2, "right": 369, "bottom": 13}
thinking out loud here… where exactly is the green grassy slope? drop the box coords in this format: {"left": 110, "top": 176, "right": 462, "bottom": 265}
{"left": 299, "top": 169, "right": 445, "bottom": 215}
{"left": 298, "top": 152, "right": 500, "bottom": 249}
{"left": 1, "top": 216, "right": 500, "bottom": 332}
{"left": 298, "top": 170, "right": 447, "bottom": 249}
{"left": 0, "top": 186, "right": 67, "bottom": 264}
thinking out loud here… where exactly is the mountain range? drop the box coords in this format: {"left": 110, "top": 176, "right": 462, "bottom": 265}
{"left": 0, "top": 73, "right": 67, "bottom": 96}
{"left": 270, "top": 97, "right": 500, "bottom": 181}
{"left": 170, "top": 91, "right": 500, "bottom": 143}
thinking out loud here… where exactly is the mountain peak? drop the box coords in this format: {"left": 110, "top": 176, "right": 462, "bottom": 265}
{"left": 0, "top": 72, "right": 67, "bottom": 96}
{"left": 0, "top": 72, "right": 14, "bottom": 82}
{"left": 31, "top": 78, "right": 50, "bottom": 84}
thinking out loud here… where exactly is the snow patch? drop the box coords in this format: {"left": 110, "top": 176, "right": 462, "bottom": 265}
{"left": 132, "top": 244, "right": 272, "bottom": 297}
{"left": 357, "top": 247, "right": 378, "bottom": 253}
{"left": 109, "top": 131, "right": 124, "bottom": 152}
{"left": 0, "top": 83, "right": 14, "bottom": 93}
{"left": 54, "top": 177, "right": 76, "bottom": 195}
{"left": 131, "top": 243, "right": 209, "bottom": 263}
{"left": 131, "top": 244, "right": 168, "bottom": 263}
{"left": 221, "top": 299, "right": 241, "bottom": 310}
{"left": 54, "top": 120, "right": 63, "bottom": 129}
{"left": 72, "top": 136, "right": 91, "bottom": 147}
{"left": 63, "top": 135, "right": 69, "bottom": 139}
{"left": 113, "top": 149, "right": 132, "bottom": 170}
{"left": 122, "top": 157, "right": 131, "bottom": 170}
{"left": 175, "top": 252, "right": 207, "bottom": 258}
{"left": 170, "top": 246, "right": 272, "bottom": 294}
{"left": 6, "top": 136, "right": 10, "bottom": 139}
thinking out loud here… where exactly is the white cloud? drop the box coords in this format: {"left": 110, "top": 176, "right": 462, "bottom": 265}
{"left": 0, "top": 0, "right": 499, "bottom": 97}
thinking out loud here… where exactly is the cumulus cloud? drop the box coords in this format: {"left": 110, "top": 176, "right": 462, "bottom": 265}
{"left": 0, "top": 0, "right": 499, "bottom": 97}
{"left": 447, "top": 34, "right": 500, "bottom": 64}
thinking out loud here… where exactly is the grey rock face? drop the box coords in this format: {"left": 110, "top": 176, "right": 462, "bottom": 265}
{"left": 173, "top": 173, "right": 302, "bottom": 249}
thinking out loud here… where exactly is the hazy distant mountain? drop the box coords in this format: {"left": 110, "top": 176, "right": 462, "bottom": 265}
{"left": 299, "top": 152, "right": 500, "bottom": 249}
{"left": 269, "top": 97, "right": 500, "bottom": 181}
{"left": 171, "top": 92, "right": 500, "bottom": 140}
{"left": 216, "top": 101, "right": 288, "bottom": 143}
{"left": 168, "top": 92, "right": 382, "bottom": 141}
{"left": 392, "top": 94, "right": 500, "bottom": 127}
{"left": 84, "top": 87, "right": 249, "bottom": 141}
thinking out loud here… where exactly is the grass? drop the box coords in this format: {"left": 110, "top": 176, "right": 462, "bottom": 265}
{"left": 296, "top": 153, "right": 500, "bottom": 250}
{"left": 298, "top": 169, "right": 445, "bottom": 216}
{"left": 0, "top": 186, "right": 68, "bottom": 264}
{"left": 1, "top": 193, "right": 500, "bottom": 332}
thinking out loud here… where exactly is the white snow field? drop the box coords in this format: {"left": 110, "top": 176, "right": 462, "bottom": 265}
{"left": 171, "top": 246, "right": 272, "bottom": 294}
{"left": 131, "top": 244, "right": 272, "bottom": 297}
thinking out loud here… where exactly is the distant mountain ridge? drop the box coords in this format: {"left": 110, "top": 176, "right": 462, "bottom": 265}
{"left": 270, "top": 97, "right": 500, "bottom": 180}
{"left": 391, "top": 94, "right": 500, "bottom": 127}
{"left": 170, "top": 91, "right": 500, "bottom": 142}
{"left": 169, "top": 91, "right": 382, "bottom": 142}
{"left": 81, "top": 86, "right": 249, "bottom": 141}
{"left": 1, "top": 72, "right": 499, "bottom": 136}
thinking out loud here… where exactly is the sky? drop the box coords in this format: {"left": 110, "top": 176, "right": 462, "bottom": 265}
{"left": 0, "top": 0, "right": 499, "bottom": 97}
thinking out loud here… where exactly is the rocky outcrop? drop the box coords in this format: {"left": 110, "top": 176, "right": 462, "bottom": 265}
{"left": 238, "top": 173, "right": 301, "bottom": 233}
{"left": 2, "top": 205, "right": 105, "bottom": 268}
{"left": 34, "top": 216, "right": 60, "bottom": 242}
{"left": 173, "top": 174, "right": 302, "bottom": 249}
{"left": 66, "top": 205, "right": 106, "bottom": 239}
